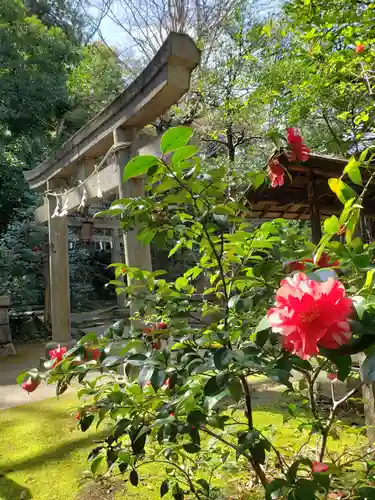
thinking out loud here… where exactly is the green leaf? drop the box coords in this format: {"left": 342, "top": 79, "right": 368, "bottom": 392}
{"left": 344, "top": 157, "right": 362, "bottom": 186}
{"left": 137, "top": 227, "right": 157, "bottom": 244}
{"left": 123, "top": 155, "right": 162, "bottom": 182}
{"left": 323, "top": 215, "right": 339, "bottom": 235}
{"left": 255, "top": 315, "right": 270, "bottom": 333}
{"left": 249, "top": 172, "right": 265, "bottom": 190}
{"left": 187, "top": 410, "right": 206, "bottom": 426}
{"left": 213, "top": 204, "right": 236, "bottom": 215}
{"left": 80, "top": 414, "right": 95, "bottom": 432}
{"left": 228, "top": 377, "right": 242, "bottom": 402}
{"left": 287, "top": 458, "right": 312, "bottom": 482}
{"left": 160, "top": 479, "right": 169, "bottom": 497}
{"left": 197, "top": 478, "right": 210, "bottom": 493}
{"left": 365, "top": 269, "right": 375, "bottom": 289}
{"left": 160, "top": 127, "right": 193, "bottom": 154}
{"left": 214, "top": 348, "right": 233, "bottom": 369}
{"left": 328, "top": 178, "right": 357, "bottom": 204}
{"left": 129, "top": 469, "right": 139, "bottom": 486}
{"left": 346, "top": 208, "right": 360, "bottom": 244}
{"left": 183, "top": 443, "right": 200, "bottom": 453}
{"left": 266, "top": 478, "right": 289, "bottom": 499}
{"left": 171, "top": 145, "right": 198, "bottom": 165}
{"left": 91, "top": 455, "right": 107, "bottom": 476}
{"left": 339, "top": 198, "right": 356, "bottom": 224}
{"left": 175, "top": 276, "right": 188, "bottom": 291}
{"left": 204, "top": 374, "right": 230, "bottom": 397}
{"left": 357, "top": 487, "right": 375, "bottom": 499}
{"left": 207, "top": 415, "right": 228, "bottom": 429}
{"left": 139, "top": 366, "right": 154, "bottom": 387}
{"left": 151, "top": 368, "right": 166, "bottom": 392}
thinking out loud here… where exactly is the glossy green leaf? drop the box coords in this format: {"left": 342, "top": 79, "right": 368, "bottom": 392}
{"left": 328, "top": 178, "right": 357, "bottom": 204}
{"left": 80, "top": 414, "right": 95, "bottom": 432}
{"left": 123, "top": 155, "right": 162, "bottom": 182}
{"left": 129, "top": 469, "right": 139, "bottom": 486}
{"left": 171, "top": 145, "right": 198, "bottom": 165}
{"left": 323, "top": 215, "right": 339, "bottom": 235}
{"left": 160, "top": 127, "right": 193, "bottom": 154}
{"left": 91, "top": 455, "right": 107, "bottom": 476}
{"left": 214, "top": 348, "right": 233, "bottom": 369}
{"left": 151, "top": 368, "right": 166, "bottom": 392}
{"left": 228, "top": 377, "right": 242, "bottom": 402}
{"left": 160, "top": 479, "right": 169, "bottom": 497}
{"left": 136, "top": 227, "right": 157, "bottom": 244}
{"left": 187, "top": 410, "right": 206, "bottom": 426}
{"left": 344, "top": 157, "right": 362, "bottom": 185}
{"left": 183, "top": 443, "right": 200, "bottom": 453}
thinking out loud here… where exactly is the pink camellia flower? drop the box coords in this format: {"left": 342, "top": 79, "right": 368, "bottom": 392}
{"left": 267, "top": 273, "right": 352, "bottom": 360}
{"left": 21, "top": 377, "right": 40, "bottom": 393}
{"left": 355, "top": 44, "right": 365, "bottom": 54}
{"left": 49, "top": 345, "right": 67, "bottom": 367}
{"left": 327, "top": 373, "right": 338, "bottom": 381}
{"left": 267, "top": 158, "right": 285, "bottom": 188}
{"left": 312, "top": 461, "right": 329, "bottom": 473}
{"left": 287, "top": 128, "right": 310, "bottom": 162}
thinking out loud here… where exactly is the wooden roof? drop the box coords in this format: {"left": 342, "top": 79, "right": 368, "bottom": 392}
{"left": 245, "top": 152, "right": 375, "bottom": 221}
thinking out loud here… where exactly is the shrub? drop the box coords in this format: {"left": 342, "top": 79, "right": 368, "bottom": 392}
{"left": 22, "top": 128, "right": 375, "bottom": 499}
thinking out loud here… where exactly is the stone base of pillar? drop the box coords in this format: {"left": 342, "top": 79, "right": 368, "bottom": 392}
{"left": 0, "top": 343, "right": 16, "bottom": 357}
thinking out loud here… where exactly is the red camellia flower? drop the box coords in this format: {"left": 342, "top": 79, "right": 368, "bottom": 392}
{"left": 285, "top": 253, "right": 340, "bottom": 274}
{"left": 327, "top": 373, "right": 338, "bottom": 381}
{"left": 22, "top": 377, "right": 40, "bottom": 393}
{"left": 355, "top": 44, "right": 365, "bottom": 54}
{"left": 155, "top": 321, "right": 168, "bottom": 330}
{"left": 267, "top": 273, "right": 352, "bottom": 359}
{"left": 312, "top": 462, "right": 329, "bottom": 473}
{"left": 83, "top": 347, "right": 102, "bottom": 362}
{"left": 267, "top": 158, "right": 285, "bottom": 188}
{"left": 316, "top": 253, "right": 340, "bottom": 268}
{"left": 49, "top": 345, "right": 67, "bottom": 367}
{"left": 287, "top": 128, "right": 310, "bottom": 162}
{"left": 285, "top": 261, "right": 307, "bottom": 273}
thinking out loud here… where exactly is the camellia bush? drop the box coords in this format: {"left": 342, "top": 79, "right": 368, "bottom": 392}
{"left": 20, "top": 127, "right": 375, "bottom": 499}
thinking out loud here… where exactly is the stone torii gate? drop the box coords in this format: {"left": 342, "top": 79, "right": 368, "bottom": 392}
{"left": 24, "top": 33, "right": 200, "bottom": 343}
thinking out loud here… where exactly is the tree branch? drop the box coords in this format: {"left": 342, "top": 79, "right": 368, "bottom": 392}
{"left": 201, "top": 426, "right": 268, "bottom": 487}
{"left": 319, "top": 382, "right": 362, "bottom": 461}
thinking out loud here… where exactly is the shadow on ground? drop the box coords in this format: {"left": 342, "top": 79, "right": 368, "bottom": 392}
{"left": 0, "top": 475, "right": 31, "bottom": 499}
{"left": 0, "top": 433, "right": 103, "bottom": 475}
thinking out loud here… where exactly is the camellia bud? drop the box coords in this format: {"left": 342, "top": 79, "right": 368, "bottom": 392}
{"left": 21, "top": 377, "right": 40, "bottom": 393}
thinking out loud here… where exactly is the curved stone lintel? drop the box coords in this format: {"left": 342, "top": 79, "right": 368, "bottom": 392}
{"left": 24, "top": 32, "right": 200, "bottom": 190}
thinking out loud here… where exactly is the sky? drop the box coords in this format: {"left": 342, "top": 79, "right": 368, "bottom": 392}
{"left": 85, "top": 0, "right": 282, "bottom": 52}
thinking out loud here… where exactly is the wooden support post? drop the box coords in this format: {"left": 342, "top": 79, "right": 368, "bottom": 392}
{"left": 362, "top": 382, "right": 375, "bottom": 444}
{"left": 113, "top": 128, "right": 153, "bottom": 276}
{"left": 308, "top": 170, "right": 322, "bottom": 245}
{"left": 47, "top": 180, "right": 71, "bottom": 342}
